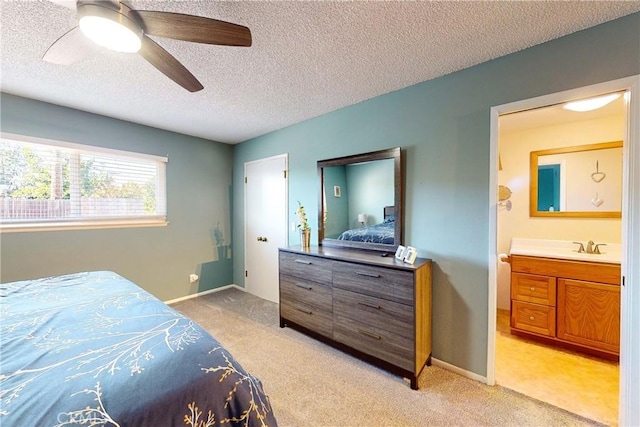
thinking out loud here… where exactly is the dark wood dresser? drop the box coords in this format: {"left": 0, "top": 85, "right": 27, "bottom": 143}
{"left": 279, "top": 245, "right": 432, "bottom": 389}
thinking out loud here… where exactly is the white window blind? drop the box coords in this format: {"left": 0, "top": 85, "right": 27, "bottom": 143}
{"left": 0, "top": 133, "right": 167, "bottom": 231}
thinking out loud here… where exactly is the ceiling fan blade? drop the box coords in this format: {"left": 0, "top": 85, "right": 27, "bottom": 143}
{"left": 139, "top": 35, "right": 203, "bottom": 92}
{"left": 132, "top": 10, "right": 252, "bottom": 47}
{"left": 43, "top": 26, "right": 98, "bottom": 65}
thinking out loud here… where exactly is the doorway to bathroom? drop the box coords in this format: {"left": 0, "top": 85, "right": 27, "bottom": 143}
{"left": 487, "top": 76, "right": 640, "bottom": 426}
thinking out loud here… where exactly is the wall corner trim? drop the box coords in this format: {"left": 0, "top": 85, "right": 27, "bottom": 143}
{"left": 164, "top": 284, "right": 245, "bottom": 305}
{"left": 431, "top": 358, "right": 488, "bottom": 384}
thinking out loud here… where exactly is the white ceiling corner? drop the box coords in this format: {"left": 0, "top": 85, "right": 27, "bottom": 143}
{"left": 1, "top": 1, "right": 639, "bottom": 144}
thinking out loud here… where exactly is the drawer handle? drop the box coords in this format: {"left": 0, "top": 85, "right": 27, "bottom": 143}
{"left": 357, "top": 329, "right": 382, "bottom": 340}
{"left": 295, "top": 260, "right": 312, "bottom": 265}
{"left": 529, "top": 316, "right": 535, "bottom": 321}
{"left": 359, "top": 302, "right": 382, "bottom": 310}
{"left": 530, "top": 287, "right": 536, "bottom": 292}
{"left": 356, "top": 272, "right": 381, "bottom": 278}
{"left": 296, "top": 284, "right": 313, "bottom": 291}
{"left": 295, "top": 307, "right": 313, "bottom": 315}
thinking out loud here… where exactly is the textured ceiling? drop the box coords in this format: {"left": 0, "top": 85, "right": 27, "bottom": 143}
{"left": 1, "top": 1, "right": 639, "bottom": 144}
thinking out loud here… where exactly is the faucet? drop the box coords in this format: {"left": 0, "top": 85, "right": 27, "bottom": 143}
{"left": 574, "top": 241, "right": 606, "bottom": 254}
{"left": 586, "top": 240, "right": 595, "bottom": 254}
{"left": 585, "top": 240, "right": 607, "bottom": 254}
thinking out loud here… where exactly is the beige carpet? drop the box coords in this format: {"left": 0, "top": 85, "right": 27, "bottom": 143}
{"left": 171, "top": 288, "right": 602, "bottom": 427}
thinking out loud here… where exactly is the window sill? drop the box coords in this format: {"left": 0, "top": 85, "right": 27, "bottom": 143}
{"left": 0, "top": 218, "right": 168, "bottom": 233}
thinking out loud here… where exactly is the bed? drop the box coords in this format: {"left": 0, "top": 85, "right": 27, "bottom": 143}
{"left": 0, "top": 271, "right": 277, "bottom": 426}
{"left": 336, "top": 206, "right": 395, "bottom": 244}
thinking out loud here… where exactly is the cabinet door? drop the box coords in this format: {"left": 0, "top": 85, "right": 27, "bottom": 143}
{"left": 557, "top": 278, "right": 620, "bottom": 354}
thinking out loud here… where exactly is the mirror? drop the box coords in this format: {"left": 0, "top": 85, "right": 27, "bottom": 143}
{"left": 530, "top": 141, "right": 622, "bottom": 218}
{"left": 318, "top": 147, "right": 402, "bottom": 251}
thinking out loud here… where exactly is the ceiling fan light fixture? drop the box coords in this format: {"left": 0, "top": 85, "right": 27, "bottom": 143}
{"left": 78, "top": 4, "right": 142, "bottom": 53}
{"left": 563, "top": 93, "right": 621, "bottom": 112}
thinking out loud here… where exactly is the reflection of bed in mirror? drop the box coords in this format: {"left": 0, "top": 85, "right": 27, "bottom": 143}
{"left": 337, "top": 206, "right": 395, "bottom": 244}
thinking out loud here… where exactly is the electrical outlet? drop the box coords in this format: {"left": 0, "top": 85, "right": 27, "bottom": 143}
{"left": 189, "top": 274, "right": 199, "bottom": 283}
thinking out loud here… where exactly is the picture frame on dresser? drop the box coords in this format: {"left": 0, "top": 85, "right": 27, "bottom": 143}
{"left": 403, "top": 246, "right": 417, "bottom": 264}
{"left": 395, "top": 245, "right": 407, "bottom": 260}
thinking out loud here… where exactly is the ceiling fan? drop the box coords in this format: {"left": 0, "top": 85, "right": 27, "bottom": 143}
{"left": 43, "top": 0, "right": 252, "bottom": 92}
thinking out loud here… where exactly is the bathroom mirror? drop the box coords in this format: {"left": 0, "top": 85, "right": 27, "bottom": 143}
{"left": 529, "top": 141, "right": 622, "bottom": 218}
{"left": 318, "top": 147, "right": 402, "bottom": 252}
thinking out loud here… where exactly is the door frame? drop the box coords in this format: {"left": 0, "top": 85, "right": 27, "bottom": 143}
{"left": 243, "top": 153, "right": 289, "bottom": 301}
{"left": 487, "top": 75, "right": 640, "bottom": 426}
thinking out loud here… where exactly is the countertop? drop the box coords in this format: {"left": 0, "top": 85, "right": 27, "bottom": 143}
{"left": 509, "top": 238, "right": 621, "bottom": 264}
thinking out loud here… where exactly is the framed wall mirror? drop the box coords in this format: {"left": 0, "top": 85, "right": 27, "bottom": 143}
{"left": 318, "top": 147, "right": 402, "bottom": 251}
{"left": 529, "top": 141, "right": 622, "bottom": 218}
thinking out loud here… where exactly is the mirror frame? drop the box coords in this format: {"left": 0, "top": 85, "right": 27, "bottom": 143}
{"left": 318, "top": 147, "right": 402, "bottom": 252}
{"left": 529, "top": 140, "right": 622, "bottom": 218}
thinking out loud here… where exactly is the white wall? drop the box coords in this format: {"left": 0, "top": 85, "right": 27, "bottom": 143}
{"left": 496, "top": 115, "right": 624, "bottom": 310}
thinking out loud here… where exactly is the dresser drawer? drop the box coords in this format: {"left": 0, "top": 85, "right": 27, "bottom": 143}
{"left": 280, "top": 275, "right": 332, "bottom": 312}
{"left": 280, "top": 299, "right": 332, "bottom": 338}
{"left": 333, "top": 261, "right": 414, "bottom": 305}
{"left": 511, "top": 300, "right": 556, "bottom": 337}
{"left": 333, "top": 288, "right": 414, "bottom": 340}
{"left": 279, "top": 251, "right": 332, "bottom": 286}
{"left": 511, "top": 272, "right": 556, "bottom": 306}
{"left": 334, "top": 315, "right": 413, "bottom": 371}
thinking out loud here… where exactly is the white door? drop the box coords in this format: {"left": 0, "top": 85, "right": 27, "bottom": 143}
{"left": 244, "top": 154, "right": 288, "bottom": 303}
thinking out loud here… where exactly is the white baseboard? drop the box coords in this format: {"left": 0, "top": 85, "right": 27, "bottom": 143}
{"left": 431, "top": 357, "right": 488, "bottom": 384}
{"left": 164, "top": 284, "right": 244, "bottom": 305}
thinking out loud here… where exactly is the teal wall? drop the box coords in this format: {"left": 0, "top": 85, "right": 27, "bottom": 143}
{"left": 346, "top": 159, "right": 394, "bottom": 226}
{"left": 323, "top": 165, "right": 348, "bottom": 238}
{"left": 0, "top": 94, "right": 234, "bottom": 301}
{"left": 232, "top": 13, "right": 640, "bottom": 376}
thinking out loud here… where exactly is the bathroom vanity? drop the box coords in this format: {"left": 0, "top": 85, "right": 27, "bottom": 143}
{"left": 508, "top": 239, "right": 621, "bottom": 359}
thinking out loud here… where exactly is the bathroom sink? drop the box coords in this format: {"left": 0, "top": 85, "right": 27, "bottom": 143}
{"left": 509, "top": 238, "right": 621, "bottom": 264}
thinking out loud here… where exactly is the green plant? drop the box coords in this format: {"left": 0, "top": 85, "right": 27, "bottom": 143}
{"left": 296, "top": 201, "right": 310, "bottom": 231}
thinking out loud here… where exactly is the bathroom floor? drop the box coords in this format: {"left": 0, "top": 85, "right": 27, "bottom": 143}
{"left": 495, "top": 310, "right": 619, "bottom": 426}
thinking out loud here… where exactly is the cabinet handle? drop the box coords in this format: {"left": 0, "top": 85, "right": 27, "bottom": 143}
{"left": 359, "top": 302, "right": 382, "bottom": 310}
{"left": 530, "top": 287, "right": 536, "bottom": 292}
{"left": 295, "top": 260, "right": 312, "bottom": 265}
{"left": 296, "top": 284, "right": 313, "bottom": 291}
{"left": 529, "top": 316, "right": 535, "bottom": 321}
{"left": 357, "top": 329, "right": 382, "bottom": 340}
{"left": 295, "top": 307, "right": 313, "bottom": 315}
{"left": 356, "top": 272, "right": 381, "bottom": 278}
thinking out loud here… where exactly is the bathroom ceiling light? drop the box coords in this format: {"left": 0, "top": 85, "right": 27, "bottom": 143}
{"left": 563, "top": 93, "right": 621, "bottom": 112}
{"left": 78, "top": 4, "right": 142, "bottom": 53}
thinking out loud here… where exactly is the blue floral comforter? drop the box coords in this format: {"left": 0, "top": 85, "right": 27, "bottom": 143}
{"left": 0, "top": 271, "right": 277, "bottom": 426}
{"left": 337, "top": 220, "right": 395, "bottom": 244}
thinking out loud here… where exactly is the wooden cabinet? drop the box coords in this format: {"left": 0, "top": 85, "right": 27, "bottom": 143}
{"left": 279, "top": 246, "right": 432, "bottom": 389}
{"left": 510, "top": 255, "right": 620, "bottom": 358}
{"left": 557, "top": 278, "right": 620, "bottom": 354}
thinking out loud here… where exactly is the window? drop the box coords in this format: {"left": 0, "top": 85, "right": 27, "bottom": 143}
{"left": 0, "top": 133, "right": 167, "bottom": 232}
